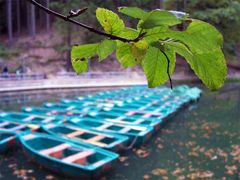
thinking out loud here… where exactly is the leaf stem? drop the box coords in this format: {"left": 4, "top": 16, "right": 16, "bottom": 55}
{"left": 27, "top": 0, "right": 145, "bottom": 43}
{"left": 160, "top": 49, "right": 173, "bottom": 89}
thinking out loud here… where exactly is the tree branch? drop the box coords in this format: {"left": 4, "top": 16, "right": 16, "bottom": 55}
{"left": 27, "top": 0, "right": 145, "bottom": 43}
{"left": 160, "top": 49, "right": 173, "bottom": 89}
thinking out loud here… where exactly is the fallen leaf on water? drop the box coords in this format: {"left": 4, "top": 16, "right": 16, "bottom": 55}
{"left": 119, "top": 156, "right": 128, "bottom": 162}
{"left": 225, "top": 165, "right": 238, "bottom": 175}
{"left": 177, "top": 175, "right": 185, "bottom": 180}
{"left": 190, "top": 125, "right": 197, "bottom": 130}
{"left": 8, "top": 164, "right": 17, "bottom": 168}
{"left": 45, "top": 175, "right": 55, "bottom": 180}
{"left": 151, "top": 168, "right": 168, "bottom": 176}
{"left": 211, "top": 156, "right": 217, "bottom": 160}
{"left": 204, "top": 149, "right": 215, "bottom": 159}
{"left": 185, "top": 141, "right": 197, "bottom": 148}
{"left": 172, "top": 168, "right": 185, "bottom": 176}
{"left": 216, "top": 148, "right": 228, "bottom": 162}
{"left": 163, "top": 130, "right": 174, "bottom": 134}
{"left": 157, "top": 144, "right": 164, "bottom": 149}
{"left": 13, "top": 169, "right": 27, "bottom": 177}
{"left": 203, "top": 133, "right": 210, "bottom": 139}
{"left": 123, "top": 162, "right": 129, "bottom": 166}
{"left": 143, "top": 174, "right": 150, "bottom": 179}
{"left": 28, "top": 169, "right": 34, "bottom": 173}
{"left": 134, "top": 148, "right": 150, "bottom": 158}
{"left": 188, "top": 151, "right": 199, "bottom": 157}
{"left": 187, "top": 171, "right": 214, "bottom": 179}
{"left": 162, "top": 176, "right": 169, "bottom": 180}
{"left": 191, "top": 134, "right": 196, "bottom": 138}
{"left": 199, "top": 147, "right": 205, "bottom": 153}
{"left": 230, "top": 145, "right": 240, "bottom": 162}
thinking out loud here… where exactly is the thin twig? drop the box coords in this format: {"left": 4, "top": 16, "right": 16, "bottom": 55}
{"left": 66, "top": 8, "right": 88, "bottom": 19}
{"left": 160, "top": 49, "right": 173, "bottom": 89}
{"left": 27, "top": 0, "right": 145, "bottom": 43}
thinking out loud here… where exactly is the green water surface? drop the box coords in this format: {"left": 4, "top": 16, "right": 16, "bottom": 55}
{"left": 0, "top": 84, "right": 239, "bottom": 180}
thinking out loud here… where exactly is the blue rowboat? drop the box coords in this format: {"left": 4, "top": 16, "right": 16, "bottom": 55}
{"left": 19, "top": 133, "right": 119, "bottom": 178}
{"left": 69, "top": 118, "right": 154, "bottom": 146}
{"left": 43, "top": 102, "right": 104, "bottom": 113}
{"left": 42, "top": 123, "right": 129, "bottom": 152}
{"left": 0, "top": 112, "right": 65, "bottom": 124}
{"left": 87, "top": 110, "right": 162, "bottom": 129}
{"left": 0, "top": 120, "right": 39, "bottom": 133}
{"left": 22, "top": 107, "right": 85, "bottom": 118}
{"left": 0, "top": 130, "right": 17, "bottom": 153}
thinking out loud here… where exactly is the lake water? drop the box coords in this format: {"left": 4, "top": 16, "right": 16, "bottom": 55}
{"left": 0, "top": 84, "right": 239, "bottom": 180}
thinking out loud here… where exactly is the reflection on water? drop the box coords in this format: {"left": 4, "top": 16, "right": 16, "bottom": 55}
{"left": 0, "top": 84, "right": 239, "bottom": 180}
{"left": 0, "top": 87, "right": 114, "bottom": 111}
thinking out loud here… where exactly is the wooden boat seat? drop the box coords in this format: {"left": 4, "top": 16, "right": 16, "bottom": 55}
{"left": 66, "top": 131, "right": 85, "bottom": 138}
{"left": 0, "top": 122, "right": 9, "bottom": 127}
{"left": 87, "top": 135, "right": 105, "bottom": 142}
{"left": 40, "top": 143, "right": 70, "bottom": 158}
{"left": 88, "top": 141, "right": 106, "bottom": 147}
{"left": 27, "top": 124, "right": 39, "bottom": 130}
{"left": 125, "top": 111, "right": 135, "bottom": 116}
{"left": 42, "top": 117, "right": 55, "bottom": 123}
{"left": 119, "top": 127, "right": 131, "bottom": 133}
{"left": 62, "top": 150, "right": 94, "bottom": 165}
{"left": 133, "top": 119, "right": 144, "bottom": 124}
{"left": 10, "top": 124, "right": 26, "bottom": 131}
{"left": 97, "top": 123, "right": 112, "bottom": 131}
{"left": 23, "top": 115, "right": 36, "bottom": 122}
{"left": 143, "top": 113, "right": 152, "bottom": 118}
{"left": 86, "top": 135, "right": 107, "bottom": 147}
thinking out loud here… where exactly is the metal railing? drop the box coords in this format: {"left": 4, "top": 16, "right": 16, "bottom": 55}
{"left": 56, "top": 71, "right": 145, "bottom": 79}
{"left": 0, "top": 73, "right": 46, "bottom": 81}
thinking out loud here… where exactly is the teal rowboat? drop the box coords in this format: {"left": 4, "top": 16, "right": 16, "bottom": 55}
{"left": 0, "top": 112, "right": 65, "bottom": 124}
{"left": 19, "top": 133, "right": 119, "bottom": 178}
{"left": 0, "top": 130, "right": 16, "bottom": 153}
{"left": 42, "top": 123, "right": 129, "bottom": 152}
{"left": 69, "top": 118, "right": 154, "bottom": 146}
{"left": 0, "top": 120, "right": 39, "bottom": 133}
{"left": 22, "top": 107, "right": 85, "bottom": 118}
{"left": 87, "top": 111, "right": 162, "bottom": 130}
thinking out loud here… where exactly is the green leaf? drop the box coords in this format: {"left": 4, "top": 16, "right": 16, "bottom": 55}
{"left": 159, "top": 19, "right": 227, "bottom": 90}
{"left": 164, "top": 41, "right": 227, "bottom": 90}
{"left": 164, "top": 41, "right": 193, "bottom": 60}
{"left": 160, "top": 19, "right": 224, "bottom": 53}
{"left": 140, "top": 26, "right": 169, "bottom": 43}
{"left": 119, "top": 28, "right": 139, "bottom": 39}
{"left": 118, "top": 7, "right": 149, "bottom": 19}
{"left": 71, "top": 44, "right": 98, "bottom": 74}
{"left": 131, "top": 40, "right": 149, "bottom": 61}
{"left": 72, "top": 59, "right": 89, "bottom": 75}
{"left": 140, "top": 10, "right": 181, "bottom": 29}
{"left": 96, "top": 40, "right": 116, "bottom": 61}
{"left": 186, "top": 19, "right": 223, "bottom": 47}
{"left": 142, "top": 46, "right": 176, "bottom": 88}
{"left": 190, "top": 48, "right": 227, "bottom": 91}
{"left": 116, "top": 41, "right": 140, "bottom": 68}
{"left": 96, "top": 8, "right": 125, "bottom": 35}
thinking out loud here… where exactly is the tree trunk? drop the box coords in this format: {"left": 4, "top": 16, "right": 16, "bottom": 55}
{"left": 236, "top": 44, "right": 240, "bottom": 62}
{"left": 46, "top": 0, "right": 50, "bottom": 33}
{"left": 183, "top": 0, "right": 187, "bottom": 9}
{"left": 112, "top": 0, "right": 120, "bottom": 11}
{"left": 66, "top": 23, "right": 72, "bottom": 71}
{"left": 16, "top": 0, "right": 21, "bottom": 37}
{"left": 7, "top": 0, "right": 13, "bottom": 46}
{"left": 155, "top": 0, "right": 164, "bottom": 9}
{"left": 30, "top": 3, "right": 36, "bottom": 37}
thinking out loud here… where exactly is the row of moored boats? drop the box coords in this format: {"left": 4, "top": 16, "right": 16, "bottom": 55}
{"left": 0, "top": 85, "right": 201, "bottom": 178}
